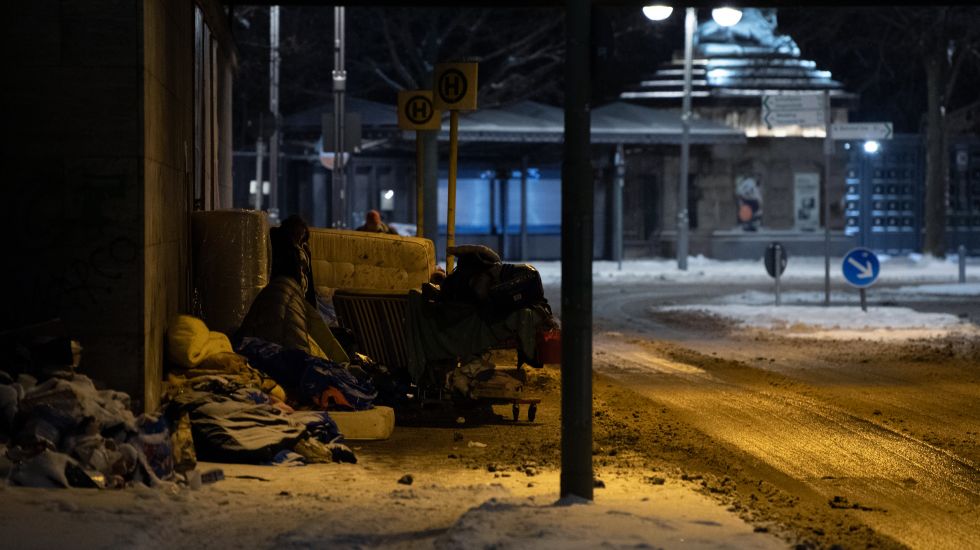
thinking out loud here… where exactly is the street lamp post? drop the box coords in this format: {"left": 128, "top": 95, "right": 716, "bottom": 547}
{"left": 678, "top": 7, "right": 695, "bottom": 271}
{"left": 643, "top": 5, "right": 742, "bottom": 271}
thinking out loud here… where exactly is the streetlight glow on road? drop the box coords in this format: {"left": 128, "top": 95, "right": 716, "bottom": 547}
{"left": 711, "top": 7, "right": 743, "bottom": 27}
{"left": 642, "top": 5, "right": 674, "bottom": 21}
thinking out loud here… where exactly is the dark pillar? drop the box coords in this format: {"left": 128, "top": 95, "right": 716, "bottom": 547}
{"left": 422, "top": 130, "right": 439, "bottom": 249}
{"left": 561, "top": 0, "right": 593, "bottom": 500}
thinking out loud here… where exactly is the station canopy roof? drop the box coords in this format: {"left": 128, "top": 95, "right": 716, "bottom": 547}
{"left": 285, "top": 97, "right": 745, "bottom": 148}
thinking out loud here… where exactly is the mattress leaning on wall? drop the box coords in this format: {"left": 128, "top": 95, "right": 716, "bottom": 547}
{"left": 191, "top": 209, "right": 270, "bottom": 336}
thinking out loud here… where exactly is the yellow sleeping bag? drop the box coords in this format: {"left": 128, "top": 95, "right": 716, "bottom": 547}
{"left": 167, "top": 314, "right": 234, "bottom": 368}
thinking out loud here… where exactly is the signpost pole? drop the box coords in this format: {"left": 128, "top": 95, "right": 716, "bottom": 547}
{"left": 843, "top": 247, "right": 879, "bottom": 313}
{"left": 614, "top": 144, "right": 625, "bottom": 271}
{"left": 433, "top": 62, "right": 476, "bottom": 273}
{"left": 398, "top": 90, "right": 441, "bottom": 239}
{"left": 416, "top": 131, "right": 424, "bottom": 238}
{"left": 447, "top": 110, "right": 459, "bottom": 273}
{"left": 823, "top": 90, "right": 832, "bottom": 307}
{"left": 332, "top": 6, "right": 347, "bottom": 228}
{"left": 268, "top": 6, "right": 280, "bottom": 222}
{"left": 775, "top": 244, "right": 782, "bottom": 306}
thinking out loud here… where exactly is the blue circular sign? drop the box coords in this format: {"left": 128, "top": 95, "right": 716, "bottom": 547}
{"left": 841, "top": 247, "right": 880, "bottom": 288}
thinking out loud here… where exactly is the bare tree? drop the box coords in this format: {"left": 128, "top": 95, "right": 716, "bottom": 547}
{"left": 782, "top": 7, "right": 980, "bottom": 257}
{"left": 232, "top": 6, "right": 568, "bottom": 125}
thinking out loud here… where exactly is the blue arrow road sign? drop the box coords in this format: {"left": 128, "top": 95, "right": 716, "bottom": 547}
{"left": 842, "top": 247, "right": 880, "bottom": 288}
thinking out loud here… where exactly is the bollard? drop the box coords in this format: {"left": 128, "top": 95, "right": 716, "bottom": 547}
{"left": 959, "top": 245, "right": 967, "bottom": 284}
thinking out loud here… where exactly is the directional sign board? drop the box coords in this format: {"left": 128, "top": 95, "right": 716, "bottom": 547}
{"left": 761, "top": 94, "right": 824, "bottom": 129}
{"left": 433, "top": 62, "right": 478, "bottom": 111}
{"left": 398, "top": 90, "right": 441, "bottom": 131}
{"left": 841, "top": 247, "right": 880, "bottom": 288}
{"left": 831, "top": 122, "right": 893, "bottom": 141}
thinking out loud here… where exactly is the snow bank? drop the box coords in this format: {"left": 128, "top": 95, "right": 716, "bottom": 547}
{"left": 889, "top": 283, "right": 980, "bottom": 296}
{"left": 657, "top": 304, "right": 978, "bottom": 341}
{"left": 536, "top": 255, "right": 979, "bottom": 286}
{"left": 717, "top": 284, "right": 980, "bottom": 306}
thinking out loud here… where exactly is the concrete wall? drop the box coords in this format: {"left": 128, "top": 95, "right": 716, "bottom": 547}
{"left": 5, "top": 1, "right": 146, "bottom": 402}
{"left": 143, "top": 0, "right": 195, "bottom": 412}
{"left": 625, "top": 138, "right": 848, "bottom": 258}
{"left": 5, "top": 0, "right": 233, "bottom": 412}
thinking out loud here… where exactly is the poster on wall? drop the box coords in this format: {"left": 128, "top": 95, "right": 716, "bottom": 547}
{"left": 735, "top": 175, "right": 763, "bottom": 231}
{"left": 793, "top": 173, "right": 820, "bottom": 231}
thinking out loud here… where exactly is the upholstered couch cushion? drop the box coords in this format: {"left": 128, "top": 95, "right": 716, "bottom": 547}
{"left": 307, "top": 228, "right": 436, "bottom": 293}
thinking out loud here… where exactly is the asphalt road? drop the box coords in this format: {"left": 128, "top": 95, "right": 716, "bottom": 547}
{"left": 564, "top": 281, "right": 980, "bottom": 549}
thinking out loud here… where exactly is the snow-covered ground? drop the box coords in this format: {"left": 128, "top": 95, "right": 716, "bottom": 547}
{"left": 657, "top": 303, "right": 978, "bottom": 341}
{"left": 0, "top": 461, "right": 781, "bottom": 549}
{"left": 536, "top": 254, "right": 979, "bottom": 286}
{"left": 538, "top": 254, "right": 979, "bottom": 341}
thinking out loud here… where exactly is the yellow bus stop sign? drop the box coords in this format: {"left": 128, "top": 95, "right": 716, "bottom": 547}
{"left": 397, "top": 90, "right": 441, "bottom": 131}
{"left": 433, "top": 62, "right": 478, "bottom": 111}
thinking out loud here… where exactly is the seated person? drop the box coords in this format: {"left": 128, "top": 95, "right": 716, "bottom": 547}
{"left": 356, "top": 209, "right": 398, "bottom": 235}
{"left": 236, "top": 215, "right": 349, "bottom": 363}
{"left": 405, "top": 245, "right": 559, "bottom": 390}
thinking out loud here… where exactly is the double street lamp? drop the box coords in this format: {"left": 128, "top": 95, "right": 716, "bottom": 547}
{"left": 643, "top": 5, "right": 743, "bottom": 270}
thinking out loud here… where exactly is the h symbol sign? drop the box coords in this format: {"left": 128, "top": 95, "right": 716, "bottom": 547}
{"left": 406, "top": 96, "right": 433, "bottom": 124}
{"left": 439, "top": 69, "right": 467, "bottom": 104}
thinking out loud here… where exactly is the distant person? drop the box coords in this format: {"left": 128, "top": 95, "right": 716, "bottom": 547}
{"left": 356, "top": 210, "right": 398, "bottom": 235}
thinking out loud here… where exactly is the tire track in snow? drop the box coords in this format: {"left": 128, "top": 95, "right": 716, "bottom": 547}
{"left": 594, "top": 338, "right": 980, "bottom": 550}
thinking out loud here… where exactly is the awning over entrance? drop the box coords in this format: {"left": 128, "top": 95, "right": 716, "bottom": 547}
{"left": 430, "top": 100, "right": 745, "bottom": 145}
{"left": 285, "top": 97, "right": 745, "bottom": 148}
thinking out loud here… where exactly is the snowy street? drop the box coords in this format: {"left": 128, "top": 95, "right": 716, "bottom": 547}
{"left": 2, "top": 255, "right": 977, "bottom": 549}
{"left": 578, "top": 256, "right": 980, "bottom": 549}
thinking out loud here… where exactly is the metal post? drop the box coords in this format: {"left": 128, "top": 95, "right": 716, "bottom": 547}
{"left": 254, "top": 138, "right": 264, "bottom": 211}
{"left": 561, "top": 0, "right": 593, "bottom": 501}
{"left": 823, "top": 90, "right": 832, "bottom": 306}
{"left": 416, "top": 131, "right": 424, "bottom": 237}
{"left": 422, "top": 130, "right": 439, "bottom": 248}
{"left": 859, "top": 288, "right": 867, "bottom": 312}
{"left": 520, "top": 155, "right": 529, "bottom": 261}
{"left": 332, "top": 7, "right": 347, "bottom": 227}
{"left": 613, "top": 144, "right": 625, "bottom": 270}
{"left": 774, "top": 244, "right": 782, "bottom": 306}
{"left": 677, "top": 7, "right": 695, "bottom": 272}
{"left": 959, "top": 244, "right": 967, "bottom": 283}
{"left": 447, "top": 110, "right": 459, "bottom": 273}
{"left": 268, "top": 6, "right": 280, "bottom": 223}
{"left": 500, "top": 174, "right": 509, "bottom": 260}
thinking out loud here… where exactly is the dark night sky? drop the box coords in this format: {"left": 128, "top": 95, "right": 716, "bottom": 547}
{"left": 231, "top": 6, "right": 980, "bottom": 146}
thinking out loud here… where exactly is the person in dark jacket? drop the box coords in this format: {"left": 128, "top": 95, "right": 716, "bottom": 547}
{"left": 356, "top": 210, "right": 398, "bottom": 235}
{"left": 236, "top": 215, "right": 348, "bottom": 362}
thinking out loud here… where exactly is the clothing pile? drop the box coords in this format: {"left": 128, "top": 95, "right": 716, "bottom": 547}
{"left": 0, "top": 320, "right": 178, "bottom": 489}
{"left": 165, "top": 315, "right": 374, "bottom": 465}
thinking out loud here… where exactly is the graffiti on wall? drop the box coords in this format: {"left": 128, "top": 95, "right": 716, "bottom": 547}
{"left": 9, "top": 172, "right": 140, "bottom": 326}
